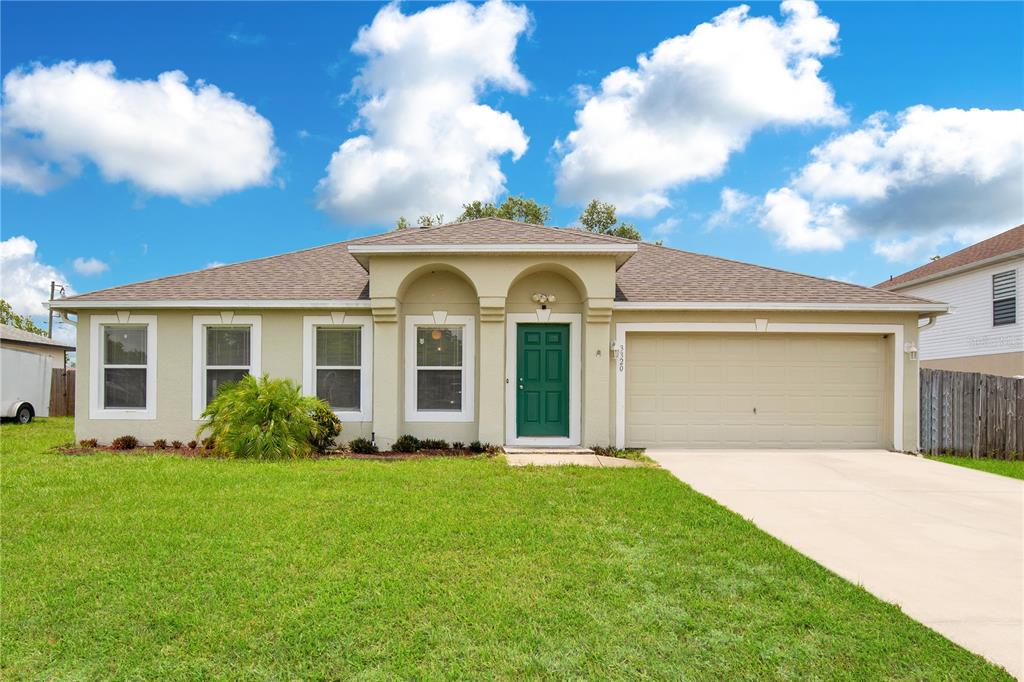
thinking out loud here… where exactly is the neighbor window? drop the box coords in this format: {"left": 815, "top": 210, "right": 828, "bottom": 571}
{"left": 315, "top": 327, "right": 361, "bottom": 411}
{"left": 89, "top": 315, "right": 157, "bottom": 420}
{"left": 103, "top": 325, "right": 148, "bottom": 409}
{"left": 192, "top": 315, "right": 261, "bottom": 419}
{"left": 205, "top": 326, "right": 252, "bottom": 402}
{"left": 405, "top": 315, "right": 475, "bottom": 422}
{"left": 993, "top": 270, "right": 1017, "bottom": 326}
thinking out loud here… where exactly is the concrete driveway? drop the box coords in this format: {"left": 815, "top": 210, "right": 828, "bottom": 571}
{"left": 648, "top": 449, "right": 1024, "bottom": 678}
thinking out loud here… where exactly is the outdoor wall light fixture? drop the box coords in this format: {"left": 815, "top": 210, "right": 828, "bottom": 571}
{"left": 531, "top": 292, "right": 557, "bottom": 309}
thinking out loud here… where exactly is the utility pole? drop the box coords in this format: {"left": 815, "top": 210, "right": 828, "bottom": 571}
{"left": 48, "top": 280, "right": 55, "bottom": 338}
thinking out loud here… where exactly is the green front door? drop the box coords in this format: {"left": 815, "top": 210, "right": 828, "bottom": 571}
{"left": 516, "top": 324, "right": 570, "bottom": 437}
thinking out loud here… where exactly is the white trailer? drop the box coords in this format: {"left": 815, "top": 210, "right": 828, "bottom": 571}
{"left": 1, "top": 347, "right": 53, "bottom": 422}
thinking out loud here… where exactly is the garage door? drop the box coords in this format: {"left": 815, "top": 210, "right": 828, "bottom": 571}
{"left": 625, "top": 334, "right": 887, "bottom": 448}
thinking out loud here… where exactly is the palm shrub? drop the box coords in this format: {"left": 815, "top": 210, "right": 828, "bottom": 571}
{"left": 197, "top": 374, "right": 323, "bottom": 459}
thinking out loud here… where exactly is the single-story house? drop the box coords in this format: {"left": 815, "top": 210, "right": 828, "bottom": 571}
{"left": 50, "top": 218, "right": 947, "bottom": 451}
{"left": 875, "top": 224, "right": 1022, "bottom": 378}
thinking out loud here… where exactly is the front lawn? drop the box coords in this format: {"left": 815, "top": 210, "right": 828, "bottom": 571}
{"left": 1, "top": 419, "right": 1009, "bottom": 680}
{"left": 927, "top": 454, "right": 1024, "bottom": 481}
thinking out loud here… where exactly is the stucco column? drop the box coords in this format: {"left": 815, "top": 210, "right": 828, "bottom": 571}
{"left": 371, "top": 297, "right": 399, "bottom": 450}
{"left": 477, "top": 296, "right": 506, "bottom": 445}
{"left": 583, "top": 298, "right": 614, "bottom": 446}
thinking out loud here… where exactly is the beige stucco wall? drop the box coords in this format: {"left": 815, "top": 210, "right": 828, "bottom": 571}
{"left": 72, "top": 254, "right": 924, "bottom": 453}
{"left": 922, "top": 351, "right": 1023, "bottom": 378}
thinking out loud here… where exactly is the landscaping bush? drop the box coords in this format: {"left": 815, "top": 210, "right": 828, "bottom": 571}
{"left": 349, "top": 437, "right": 378, "bottom": 454}
{"left": 468, "top": 441, "right": 485, "bottom": 453}
{"left": 79, "top": 438, "right": 98, "bottom": 448}
{"left": 452, "top": 441, "right": 465, "bottom": 450}
{"left": 308, "top": 400, "right": 343, "bottom": 454}
{"left": 171, "top": 440, "right": 183, "bottom": 449}
{"left": 393, "top": 434, "right": 420, "bottom": 453}
{"left": 111, "top": 435, "right": 138, "bottom": 450}
{"left": 186, "top": 440, "right": 198, "bottom": 450}
{"left": 197, "top": 374, "right": 322, "bottom": 459}
{"left": 419, "top": 438, "right": 450, "bottom": 450}
{"left": 153, "top": 439, "right": 167, "bottom": 450}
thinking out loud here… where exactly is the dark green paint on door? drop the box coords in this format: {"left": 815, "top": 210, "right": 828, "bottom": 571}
{"left": 516, "top": 323, "right": 570, "bottom": 437}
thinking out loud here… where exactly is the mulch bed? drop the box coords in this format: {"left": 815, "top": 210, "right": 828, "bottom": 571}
{"left": 56, "top": 445, "right": 498, "bottom": 460}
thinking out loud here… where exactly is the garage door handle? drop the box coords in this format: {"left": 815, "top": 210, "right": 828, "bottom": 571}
{"left": 753, "top": 407, "right": 757, "bottom": 414}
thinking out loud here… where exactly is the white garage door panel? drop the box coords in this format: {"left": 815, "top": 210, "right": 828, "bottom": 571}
{"left": 625, "top": 334, "right": 886, "bottom": 448}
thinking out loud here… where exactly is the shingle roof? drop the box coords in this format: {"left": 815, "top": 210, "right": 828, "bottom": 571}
{"left": 875, "top": 224, "right": 1024, "bottom": 290}
{"left": 54, "top": 218, "right": 939, "bottom": 309}
{"left": 0, "top": 323, "right": 75, "bottom": 350}
{"left": 616, "top": 243, "right": 938, "bottom": 305}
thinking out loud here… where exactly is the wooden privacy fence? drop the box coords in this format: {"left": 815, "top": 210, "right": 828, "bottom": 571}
{"left": 49, "top": 368, "right": 75, "bottom": 417}
{"left": 920, "top": 368, "right": 1023, "bottom": 458}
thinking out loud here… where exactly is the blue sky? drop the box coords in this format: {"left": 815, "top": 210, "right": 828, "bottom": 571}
{"left": 2, "top": 1, "right": 1021, "bottom": 329}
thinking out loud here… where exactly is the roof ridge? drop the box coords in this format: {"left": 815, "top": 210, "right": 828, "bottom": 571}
{"left": 631, "top": 242, "right": 939, "bottom": 305}
{"left": 358, "top": 217, "right": 641, "bottom": 246}
{"left": 59, "top": 233, "right": 377, "bottom": 302}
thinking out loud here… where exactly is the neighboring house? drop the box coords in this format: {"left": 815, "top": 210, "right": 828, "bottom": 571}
{"left": 50, "top": 218, "right": 945, "bottom": 451}
{"left": 876, "top": 225, "right": 1023, "bottom": 378}
{"left": 0, "top": 323, "right": 75, "bottom": 422}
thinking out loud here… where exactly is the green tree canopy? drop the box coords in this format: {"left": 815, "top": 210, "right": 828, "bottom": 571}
{"left": 459, "top": 195, "right": 550, "bottom": 225}
{"left": 0, "top": 299, "right": 46, "bottom": 336}
{"left": 578, "top": 199, "right": 642, "bottom": 241}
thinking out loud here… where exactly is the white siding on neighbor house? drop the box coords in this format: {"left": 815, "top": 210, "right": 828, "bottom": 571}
{"left": 899, "top": 258, "right": 1023, "bottom": 360}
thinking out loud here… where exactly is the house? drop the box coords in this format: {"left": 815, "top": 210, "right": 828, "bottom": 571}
{"left": 1, "top": 323, "right": 75, "bottom": 422}
{"left": 876, "top": 225, "right": 1023, "bottom": 378}
{"left": 50, "top": 218, "right": 946, "bottom": 451}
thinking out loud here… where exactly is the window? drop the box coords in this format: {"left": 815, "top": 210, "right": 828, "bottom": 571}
{"left": 993, "top": 270, "right": 1017, "bottom": 326}
{"left": 89, "top": 314, "right": 157, "bottom": 419}
{"left": 192, "top": 315, "right": 261, "bottom": 419}
{"left": 103, "top": 326, "right": 147, "bottom": 408}
{"left": 405, "top": 315, "right": 475, "bottom": 422}
{"left": 205, "top": 327, "right": 252, "bottom": 402}
{"left": 302, "top": 316, "right": 372, "bottom": 421}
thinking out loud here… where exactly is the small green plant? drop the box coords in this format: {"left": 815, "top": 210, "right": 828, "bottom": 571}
{"left": 452, "top": 441, "right": 465, "bottom": 450}
{"left": 419, "top": 438, "right": 450, "bottom": 450}
{"left": 196, "top": 375, "right": 325, "bottom": 459}
{"left": 111, "top": 435, "right": 139, "bottom": 450}
{"left": 485, "top": 444, "right": 501, "bottom": 455}
{"left": 308, "top": 400, "right": 343, "bottom": 454}
{"left": 153, "top": 439, "right": 168, "bottom": 450}
{"left": 393, "top": 434, "right": 420, "bottom": 453}
{"left": 468, "top": 440, "right": 485, "bottom": 453}
{"left": 79, "top": 438, "right": 98, "bottom": 448}
{"left": 186, "top": 440, "right": 198, "bottom": 450}
{"left": 349, "top": 437, "right": 378, "bottom": 454}
{"left": 171, "top": 440, "right": 183, "bottom": 449}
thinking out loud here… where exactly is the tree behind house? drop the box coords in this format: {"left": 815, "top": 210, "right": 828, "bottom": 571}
{"left": 578, "top": 199, "right": 642, "bottom": 241}
{"left": 0, "top": 299, "right": 47, "bottom": 336}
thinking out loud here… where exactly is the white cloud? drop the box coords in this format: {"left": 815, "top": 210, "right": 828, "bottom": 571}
{"left": 72, "top": 256, "right": 109, "bottom": 276}
{"left": 205, "top": 261, "right": 226, "bottom": 269}
{"left": 316, "top": 0, "right": 531, "bottom": 225}
{"left": 651, "top": 217, "right": 681, "bottom": 237}
{"left": 761, "top": 187, "right": 848, "bottom": 251}
{"left": 708, "top": 187, "right": 755, "bottom": 227}
{"left": 0, "top": 236, "right": 74, "bottom": 316}
{"left": 554, "top": 0, "right": 843, "bottom": 217}
{"left": 762, "top": 105, "right": 1024, "bottom": 256}
{"left": 2, "top": 60, "right": 278, "bottom": 200}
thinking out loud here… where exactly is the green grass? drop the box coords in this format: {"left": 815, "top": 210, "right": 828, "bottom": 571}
{"left": 927, "top": 454, "right": 1024, "bottom": 480}
{"left": 1, "top": 419, "right": 1009, "bottom": 680}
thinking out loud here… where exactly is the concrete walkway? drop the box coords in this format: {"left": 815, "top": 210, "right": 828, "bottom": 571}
{"left": 648, "top": 449, "right": 1024, "bottom": 678}
{"left": 504, "top": 453, "right": 642, "bottom": 467}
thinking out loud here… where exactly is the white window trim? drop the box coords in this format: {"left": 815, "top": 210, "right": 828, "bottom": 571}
{"left": 504, "top": 312, "right": 582, "bottom": 447}
{"left": 612, "top": 321, "right": 905, "bottom": 451}
{"left": 89, "top": 314, "right": 157, "bottom": 420}
{"left": 404, "top": 314, "right": 475, "bottom": 422}
{"left": 192, "top": 314, "right": 262, "bottom": 420}
{"left": 302, "top": 315, "right": 373, "bottom": 422}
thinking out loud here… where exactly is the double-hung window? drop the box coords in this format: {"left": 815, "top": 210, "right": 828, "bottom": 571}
{"left": 89, "top": 314, "right": 157, "bottom": 419}
{"left": 302, "top": 315, "right": 372, "bottom": 421}
{"left": 405, "top": 315, "right": 474, "bottom": 422}
{"left": 192, "top": 315, "right": 261, "bottom": 418}
{"left": 993, "top": 270, "right": 1017, "bottom": 327}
